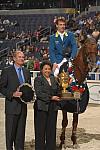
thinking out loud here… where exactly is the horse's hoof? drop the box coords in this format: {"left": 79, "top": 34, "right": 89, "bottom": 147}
{"left": 30, "top": 139, "right": 34, "bottom": 146}
{"left": 61, "top": 144, "right": 66, "bottom": 150}
{"left": 59, "top": 142, "right": 65, "bottom": 149}
{"left": 61, "top": 148, "right": 65, "bottom": 150}
{"left": 73, "top": 144, "right": 80, "bottom": 149}
{"left": 56, "top": 144, "right": 66, "bottom": 150}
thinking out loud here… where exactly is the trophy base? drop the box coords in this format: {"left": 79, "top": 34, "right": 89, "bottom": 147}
{"left": 61, "top": 92, "right": 74, "bottom": 100}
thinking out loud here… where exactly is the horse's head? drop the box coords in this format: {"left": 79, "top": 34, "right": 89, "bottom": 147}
{"left": 84, "top": 38, "right": 97, "bottom": 71}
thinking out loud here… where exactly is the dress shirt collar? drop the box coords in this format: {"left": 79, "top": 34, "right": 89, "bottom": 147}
{"left": 14, "top": 64, "right": 22, "bottom": 70}
{"left": 55, "top": 31, "right": 68, "bottom": 37}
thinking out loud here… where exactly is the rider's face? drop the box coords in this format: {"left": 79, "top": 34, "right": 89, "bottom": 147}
{"left": 56, "top": 20, "right": 66, "bottom": 33}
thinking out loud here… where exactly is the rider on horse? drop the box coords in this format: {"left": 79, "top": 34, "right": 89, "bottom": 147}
{"left": 49, "top": 16, "right": 78, "bottom": 77}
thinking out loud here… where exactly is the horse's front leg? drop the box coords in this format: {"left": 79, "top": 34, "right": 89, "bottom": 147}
{"left": 59, "top": 110, "right": 68, "bottom": 149}
{"left": 71, "top": 113, "right": 79, "bottom": 148}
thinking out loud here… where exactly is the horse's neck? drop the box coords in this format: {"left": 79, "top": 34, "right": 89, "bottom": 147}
{"left": 75, "top": 47, "right": 85, "bottom": 64}
{"left": 73, "top": 47, "right": 89, "bottom": 84}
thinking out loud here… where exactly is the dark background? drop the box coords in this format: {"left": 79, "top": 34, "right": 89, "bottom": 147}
{"left": 0, "top": 0, "right": 100, "bottom": 11}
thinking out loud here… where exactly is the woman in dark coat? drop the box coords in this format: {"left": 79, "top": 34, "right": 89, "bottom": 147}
{"left": 34, "top": 61, "right": 60, "bottom": 150}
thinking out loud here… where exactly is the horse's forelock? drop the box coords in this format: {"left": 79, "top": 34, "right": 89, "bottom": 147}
{"left": 83, "top": 38, "right": 97, "bottom": 55}
{"left": 84, "top": 37, "right": 96, "bottom": 44}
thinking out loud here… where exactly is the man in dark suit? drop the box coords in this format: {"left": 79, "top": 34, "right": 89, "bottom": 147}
{"left": 49, "top": 16, "right": 77, "bottom": 75}
{"left": 0, "top": 50, "right": 31, "bottom": 150}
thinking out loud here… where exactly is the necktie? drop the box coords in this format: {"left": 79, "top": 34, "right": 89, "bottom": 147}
{"left": 18, "top": 68, "right": 23, "bottom": 85}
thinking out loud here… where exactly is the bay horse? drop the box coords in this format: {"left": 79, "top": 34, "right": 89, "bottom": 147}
{"left": 58, "top": 37, "right": 97, "bottom": 149}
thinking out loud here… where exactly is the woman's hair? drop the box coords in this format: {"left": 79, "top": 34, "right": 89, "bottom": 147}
{"left": 40, "top": 61, "right": 53, "bottom": 71}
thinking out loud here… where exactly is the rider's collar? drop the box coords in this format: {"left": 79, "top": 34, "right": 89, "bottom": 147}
{"left": 55, "top": 31, "right": 68, "bottom": 37}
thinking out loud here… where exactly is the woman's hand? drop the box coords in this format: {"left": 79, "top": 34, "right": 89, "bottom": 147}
{"left": 51, "top": 96, "right": 60, "bottom": 101}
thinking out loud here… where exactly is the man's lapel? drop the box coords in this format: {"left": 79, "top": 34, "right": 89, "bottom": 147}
{"left": 55, "top": 32, "right": 63, "bottom": 44}
{"left": 58, "top": 35, "right": 63, "bottom": 43}
{"left": 12, "top": 65, "right": 20, "bottom": 84}
{"left": 63, "top": 32, "right": 69, "bottom": 44}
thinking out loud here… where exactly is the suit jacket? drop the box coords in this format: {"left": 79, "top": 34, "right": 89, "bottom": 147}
{"left": 49, "top": 31, "right": 77, "bottom": 64}
{"left": 34, "top": 75, "right": 60, "bottom": 111}
{"left": 0, "top": 65, "right": 31, "bottom": 115}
